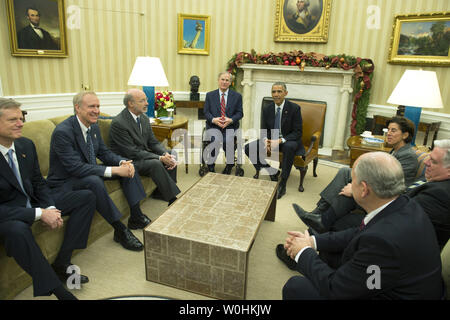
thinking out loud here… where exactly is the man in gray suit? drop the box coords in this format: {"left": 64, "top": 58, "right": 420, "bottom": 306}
{"left": 109, "top": 89, "right": 180, "bottom": 205}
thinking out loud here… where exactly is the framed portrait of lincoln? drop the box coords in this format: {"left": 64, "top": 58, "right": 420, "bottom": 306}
{"left": 6, "top": 0, "right": 68, "bottom": 57}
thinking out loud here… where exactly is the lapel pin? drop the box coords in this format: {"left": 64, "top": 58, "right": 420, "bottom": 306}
{"left": 22, "top": 154, "right": 26, "bottom": 158}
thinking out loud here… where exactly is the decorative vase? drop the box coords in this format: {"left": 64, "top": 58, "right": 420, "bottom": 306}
{"left": 157, "top": 108, "right": 169, "bottom": 118}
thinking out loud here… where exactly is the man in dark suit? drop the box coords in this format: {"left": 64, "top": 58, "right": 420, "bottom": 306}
{"left": 47, "top": 92, "right": 149, "bottom": 252}
{"left": 244, "top": 82, "right": 304, "bottom": 199}
{"left": 17, "top": 7, "right": 58, "bottom": 50}
{"left": 109, "top": 89, "right": 180, "bottom": 205}
{"left": 282, "top": 152, "right": 444, "bottom": 299}
{"left": 0, "top": 98, "right": 95, "bottom": 300}
{"left": 288, "top": 139, "right": 450, "bottom": 249}
{"left": 203, "top": 72, "right": 243, "bottom": 174}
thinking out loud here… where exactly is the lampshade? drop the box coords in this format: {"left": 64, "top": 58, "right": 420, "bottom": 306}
{"left": 387, "top": 69, "right": 443, "bottom": 109}
{"left": 127, "top": 57, "right": 169, "bottom": 87}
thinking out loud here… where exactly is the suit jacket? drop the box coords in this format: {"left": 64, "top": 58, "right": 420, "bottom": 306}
{"left": 204, "top": 89, "right": 243, "bottom": 131}
{"left": 261, "top": 99, "right": 304, "bottom": 155}
{"left": 298, "top": 195, "right": 443, "bottom": 299}
{"left": 109, "top": 109, "right": 167, "bottom": 170}
{"left": 0, "top": 138, "right": 54, "bottom": 224}
{"left": 17, "top": 25, "right": 58, "bottom": 50}
{"left": 407, "top": 179, "right": 450, "bottom": 248}
{"left": 47, "top": 116, "right": 125, "bottom": 188}
{"left": 390, "top": 143, "right": 418, "bottom": 186}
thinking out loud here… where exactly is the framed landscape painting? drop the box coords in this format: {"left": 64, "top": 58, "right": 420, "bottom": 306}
{"left": 274, "top": 0, "right": 332, "bottom": 43}
{"left": 6, "top": 0, "right": 68, "bottom": 57}
{"left": 388, "top": 12, "right": 450, "bottom": 66}
{"left": 177, "top": 13, "right": 210, "bottom": 55}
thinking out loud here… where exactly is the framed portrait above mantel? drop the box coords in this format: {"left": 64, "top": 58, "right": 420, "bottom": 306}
{"left": 177, "top": 13, "right": 210, "bottom": 55}
{"left": 274, "top": 0, "right": 332, "bottom": 43}
{"left": 6, "top": 0, "right": 68, "bottom": 58}
{"left": 388, "top": 12, "right": 450, "bottom": 66}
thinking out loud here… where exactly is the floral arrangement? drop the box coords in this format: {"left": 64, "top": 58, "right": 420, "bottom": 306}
{"left": 154, "top": 90, "right": 175, "bottom": 117}
{"left": 226, "top": 49, "right": 374, "bottom": 135}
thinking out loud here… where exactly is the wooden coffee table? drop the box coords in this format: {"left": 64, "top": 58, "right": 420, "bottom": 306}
{"left": 144, "top": 173, "right": 278, "bottom": 299}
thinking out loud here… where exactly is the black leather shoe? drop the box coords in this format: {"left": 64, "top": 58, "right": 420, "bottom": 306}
{"left": 52, "top": 264, "right": 89, "bottom": 284}
{"left": 222, "top": 165, "right": 233, "bottom": 175}
{"left": 292, "top": 203, "right": 327, "bottom": 233}
{"left": 277, "top": 183, "right": 286, "bottom": 199}
{"left": 128, "top": 214, "right": 151, "bottom": 230}
{"left": 253, "top": 170, "right": 260, "bottom": 179}
{"left": 275, "top": 244, "right": 297, "bottom": 270}
{"left": 208, "top": 165, "right": 215, "bottom": 173}
{"left": 114, "top": 228, "right": 144, "bottom": 251}
{"left": 168, "top": 197, "right": 177, "bottom": 206}
{"left": 270, "top": 170, "right": 280, "bottom": 182}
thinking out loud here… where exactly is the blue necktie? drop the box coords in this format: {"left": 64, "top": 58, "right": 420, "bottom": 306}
{"left": 274, "top": 106, "right": 281, "bottom": 139}
{"left": 274, "top": 107, "right": 281, "bottom": 130}
{"left": 86, "top": 129, "right": 96, "bottom": 164}
{"left": 7, "top": 149, "right": 31, "bottom": 208}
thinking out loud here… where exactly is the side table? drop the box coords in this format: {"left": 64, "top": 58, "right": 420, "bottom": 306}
{"left": 347, "top": 135, "right": 392, "bottom": 167}
{"left": 151, "top": 116, "right": 189, "bottom": 173}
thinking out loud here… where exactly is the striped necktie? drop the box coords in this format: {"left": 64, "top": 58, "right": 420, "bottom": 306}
{"left": 86, "top": 129, "right": 96, "bottom": 164}
{"left": 408, "top": 180, "right": 426, "bottom": 190}
{"left": 220, "top": 93, "right": 226, "bottom": 119}
{"left": 7, "top": 149, "right": 31, "bottom": 208}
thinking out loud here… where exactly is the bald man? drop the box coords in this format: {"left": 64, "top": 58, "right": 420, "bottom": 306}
{"left": 109, "top": 89, "right": 180, "bottom": 205}
{"left": 282, "top": 152, "right": 443, "bottom": 300}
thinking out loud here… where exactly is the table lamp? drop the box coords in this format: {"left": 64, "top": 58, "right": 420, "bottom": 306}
{"left": 387, "top": 69, "right": 443, "bottom": 145}
{"left": 128, "top": 57, "right": 169, "bottom": 118}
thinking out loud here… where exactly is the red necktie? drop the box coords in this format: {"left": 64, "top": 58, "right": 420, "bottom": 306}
{"left": 220, "top": 93, "right": 226, "bottom": 119}
{"left": 359, "top": 219, "right": 366, "bottom": 231}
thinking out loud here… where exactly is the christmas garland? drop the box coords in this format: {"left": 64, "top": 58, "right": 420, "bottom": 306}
{"left": 226, "top": 49, "right": 374, "bottom": 135}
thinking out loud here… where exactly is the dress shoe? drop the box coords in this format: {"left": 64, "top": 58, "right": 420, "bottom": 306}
{"left": 275, "top": 244, "right": 297, "bottom": 270}
{"left": 208, "top": 165, "right": 215, "bottom": 173}
{"left": 168, "top": 197, "right": 177, "bottom": 206}
{"left": 128, "top": 213, "right": 151, "bottom": 230}
{"left": 52, "top": 263, "right": 89, "bottom": 284}
{"left": 114, "top": 228, "right": 144, "bottom": 251}
{"left": 270, "top": 169, "right": 280, "bottom": 182}
{"left": 277, "top": 183, "right": 286, "bottom": 199}
{"left": 222, "top": 165, "right": 233, "bottom": 175}
{"left": 292, "top": 203, "right": 327, "bottom": 233}
{"left": 253, "top": 170, "right": 260, "bottom": 179}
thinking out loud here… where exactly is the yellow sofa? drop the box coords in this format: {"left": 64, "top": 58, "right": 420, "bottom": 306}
{"left": 0, "top": 115, "right": 156, "bottom": 300}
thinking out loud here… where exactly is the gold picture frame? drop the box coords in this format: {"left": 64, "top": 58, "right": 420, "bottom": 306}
{"left": 274, "top": 0, "right": 332, "bottom": 43}
{"left": 177, "top": 13, "right": 210, "bottom": 55}
{"left": 6, "top": 0, "right": 68, "bottom": 58}
{"left": 388, "top": 12, "right": 450, "bottom": 66}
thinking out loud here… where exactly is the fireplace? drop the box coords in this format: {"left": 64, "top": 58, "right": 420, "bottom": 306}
{"left": 239, "top": 64, "right": 355, "bottom": 153}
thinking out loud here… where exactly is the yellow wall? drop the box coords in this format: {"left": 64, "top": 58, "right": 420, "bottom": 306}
{"left": 1, "top": 0, "right": 448, "bottom": 113}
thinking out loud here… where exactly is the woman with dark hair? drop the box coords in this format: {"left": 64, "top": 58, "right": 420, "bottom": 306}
{"left": 386, "top": 116, "right": 418, "bottom": 186}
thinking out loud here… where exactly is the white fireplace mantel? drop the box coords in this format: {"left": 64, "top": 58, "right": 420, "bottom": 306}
{"left": 239, "top": 64, "right": 355, "bottom": 151}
